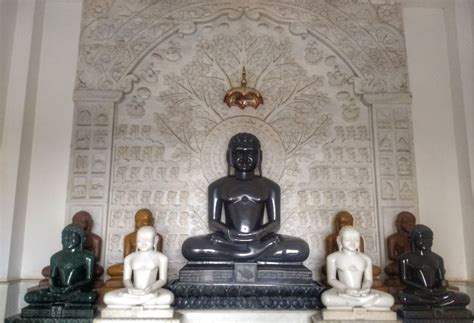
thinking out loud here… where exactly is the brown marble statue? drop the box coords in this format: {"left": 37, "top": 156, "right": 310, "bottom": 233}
{"left": 384, "top": 211, "right": 415, "bottom": 296}
{"left": 323, "top": 211, "right": 384, "bottom": 290}
{"left": 39, "top": 211, "right": 104, "bottom": 289}
{"left": 99, "top": 208, "right": 163, "bottom": 301}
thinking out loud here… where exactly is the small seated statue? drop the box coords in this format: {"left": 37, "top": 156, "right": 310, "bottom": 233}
{"left": 398, "top": 224, "right": 471, "bottom": 319}
{"left": 323, "top": 211, "right": 383, "bottom": 290}
{"left": 321, "top": 226, "right": 394, "bottom": 320}
{"left": 102, "top": 226, "right": 174, "bottom": 318}
{"left": 39, "top": 211, "right": 104, "bottom": 289}
{"left": 384, "top": 211, "right": 415, "bottom": 293}
{"left": 101, "top": 208, "right": 163, "bottom": 297}
{"left": 182, "top": 132, "right": 309, "bottom": 262}
{"left": 22, "top": 224, "right": 96, "bottom": 317}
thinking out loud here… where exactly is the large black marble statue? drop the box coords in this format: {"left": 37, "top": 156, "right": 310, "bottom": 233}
{"left": 398, "top": 224, "right": 472, "bottom": 322}
{"left": 172, "top": 133, "right": 322, "bottom": 310}
{"left": 14, "top": 224, "right": 97, "bottom": 321}
{"left": 182, "top": 132, "right": 309, "bottom": 262}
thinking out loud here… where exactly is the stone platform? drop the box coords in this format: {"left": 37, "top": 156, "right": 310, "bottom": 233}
{"left": 169, "top": 262, "right": 325, "bottom": 310}
{"left": 178, "top": 309, "right": 316, "bottom": 323}
{"left": 19, "top": 304, "right": 95, "bottom": 319}
{"left": 100, "top": 305, "right": 174, "bottom": 319}
{"left": 5, "top": 315, "right": 94, "bottom": 323}
{"left": 398, "top": 306, "right": 474, "bottom": 323}
{"left": 5, "top": 303, "right": 96, "bottom": 323}
{"left": 318, "top": 308, "right": 398, "bottom": 321}
{"left": 94, "top": 312, "right": 182, "bottom": 323}
{"left": 311, "top": 312, "right": 401, "bottom": 323}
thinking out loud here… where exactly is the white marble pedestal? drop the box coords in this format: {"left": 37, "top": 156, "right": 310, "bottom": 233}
{"left": 95, "top": 305, "right": 180, "bottom": 322}
{"left": 178, "top": 309, "right": 317, "bottom": 323}
{"left": 312, "top": 309, "right": 399, "bottom": 322}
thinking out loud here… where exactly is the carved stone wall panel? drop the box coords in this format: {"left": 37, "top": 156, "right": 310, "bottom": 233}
{"left": 77, "top": 0, "right": 408, "bottom": 94}
{"left": 66, "top": 90, "right": 122, "bottom": 250}
{"left": 104, "top": 14, "right": 384, "bottom": 279}
{"left": 369, "top": 97, "right": 418, "bottom": 265}
{"left": 70, "top": 0, "right": 418, "bottom": 280}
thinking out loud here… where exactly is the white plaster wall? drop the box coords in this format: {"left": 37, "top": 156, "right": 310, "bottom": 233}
{"left": 450, "top": 0, "right": 474, "bottom": 281}
{"left": 0, "top": 0, "right": 82, "bottom": 317}
{"left": 0, "top": 0, "right": 39, "bottom": 317}
{"left": 0, "top": 1, "right": 19, "bottom": 318}
{"left": 0, "top": 0, "right": 18, "bottom": 148}
{"left": 403, "top": 6, "right": 468, "bottom": 280}
{"left": 20, "top": 0, "right": 82, "bottom": 279}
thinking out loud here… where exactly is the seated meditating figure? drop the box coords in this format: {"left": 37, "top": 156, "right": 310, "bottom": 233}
{"left": 384, "top": 211, "right": 415, "bottom": 289}
{"left": 40, "top": 211, "right": 104, "bottom": 288}
{"left": 323, "top": 211, "right": 383, "bottom": 289}
{"left": 321, "top": 226, "right": 394, "bottom": 319}
{"left": 103, "top": 226, "right": 173, "bottom": 317}
{"left": 23, "top": 224, "right": 96, "bottom": 316}
{"left": 398, "top": 224, "right": 470, "bottom": 316}
{"left": 182, "top": 132, "right": 309, "bottom": 262}
{"left": 102, "top": 208, "right": 163, "bottom": 294}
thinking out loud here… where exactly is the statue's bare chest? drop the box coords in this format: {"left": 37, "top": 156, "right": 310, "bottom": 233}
{"left": 337, "top": 255, "right": 367, "bottom": 273}
{"left": 220, "top": 179, "right": 269, "bottom": 203}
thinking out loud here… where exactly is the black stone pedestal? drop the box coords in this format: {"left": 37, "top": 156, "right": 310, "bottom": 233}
{"left": 5, "top": 304, "right": 95, "bottom": 323}
{"left": 169, "top": 262, "right": 325, "bottom": 310}
{"left": 398, "top": 306, "right": 474, "bottom": 323}
{"left": 5, "top": 315, "right": 94, "bottom": 323}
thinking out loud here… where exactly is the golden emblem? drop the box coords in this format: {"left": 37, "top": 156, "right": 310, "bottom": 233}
{"left": 224, "top": 67, "right": 263, "bottom": 110}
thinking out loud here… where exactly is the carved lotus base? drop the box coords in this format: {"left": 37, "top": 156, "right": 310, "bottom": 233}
{"left": 169, "top": 281, "right": 324, "bottom": 310}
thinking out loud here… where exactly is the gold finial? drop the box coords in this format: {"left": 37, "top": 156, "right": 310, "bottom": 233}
{"left": 224, "top": 67, "right": 263, "bottom": 110}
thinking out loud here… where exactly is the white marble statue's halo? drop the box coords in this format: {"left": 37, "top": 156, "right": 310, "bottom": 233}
{"left": 200, "top": 116, "right": 286, "bottom": 183}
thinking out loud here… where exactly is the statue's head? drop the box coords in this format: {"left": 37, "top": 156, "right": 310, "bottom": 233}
{"left": 136, "top": 226, "right": 158, "bottom": 251}
{"left": 62, "top": 223, "right": 86, "bottom": 250}
{"left": 72, "top": 211, "right": 93, "bottom": 234}
{"left": 395, "top": 211, "right": 416, "bottom": 234}
{"left": 135, "top": 208, "right": 155, "bottom": 231}
{"left": 227, "top": 133, "right": 262, "bottom": 175}
{"left": 336, "top": 225, "right": 360, "bottom": 252}
{"left": 409, "top": 224, "right": 433, "bottom": 252}
{"left": 334, "top": 211, "right": 353, "bottom": 233}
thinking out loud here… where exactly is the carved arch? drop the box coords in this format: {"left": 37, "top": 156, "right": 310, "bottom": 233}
{"left": 78, "top": 1, "right": 407, "bottom": 94}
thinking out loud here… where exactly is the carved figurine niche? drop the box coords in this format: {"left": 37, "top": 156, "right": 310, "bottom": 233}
{"left": 323, "top": 211, "right": 385, "bottom": 291}
{"left": 99, "top": 208, "right": 163, "bottom": 301}
{"left": 224, "top": 67, "right": 263, "bottom": 110}
{"left": 384, "top": 211, "right": 415, "bottom": 297}
{"left": 39, "top": 211, "right": 104, "bottom": 289}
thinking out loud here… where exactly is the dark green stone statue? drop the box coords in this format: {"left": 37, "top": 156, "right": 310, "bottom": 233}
{"left": 20, "top": 223, "right": 97, "bottom": 319}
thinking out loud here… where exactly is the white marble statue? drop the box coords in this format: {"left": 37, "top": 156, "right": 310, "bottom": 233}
{"left": 320, "top": 226, "right": 395, "bottom": 320}
{"left": 102, "top": 226, "right": 174, "bottom": 318}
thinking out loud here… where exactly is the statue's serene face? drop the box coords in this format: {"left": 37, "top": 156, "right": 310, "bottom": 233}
{"left": 336, "top": 215, "right": 353, "bottom": 232}
{"left": 136, "top": 214, "right": 154, "bottom": 230}
{"left": 400, "top": 218, "right": 415, "bottom": 233}
{"left": 73, "top": 214, "right": 91, "bottom": 233}
{"left": 414, "top": 232, "right": 433, "bottom": 251}
{"left": 341, "top": 229, "right": 360, "bottom": 252}
{"left": 136, "top": 227, "right": 155, "bottom": 251}
{"left": 230, "top": 145, "right": 259, "bottom": 172}
{"left": 62, "top": 231, "right": 81, "bottom": 250}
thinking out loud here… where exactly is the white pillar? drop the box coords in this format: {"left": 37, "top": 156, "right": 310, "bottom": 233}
{"left": 0, "top": 0, "right": 44, "bottom": 317}
{"left": 403, "top": 5, "right": 470, "bottom": 280}
{"left": 0, "top": 0, "right": 83, "bottom": 317}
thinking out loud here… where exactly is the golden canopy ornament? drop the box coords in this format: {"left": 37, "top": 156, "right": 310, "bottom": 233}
{"left": 224, "top": 67, "right": 263, "bottom": 110}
